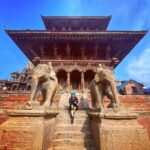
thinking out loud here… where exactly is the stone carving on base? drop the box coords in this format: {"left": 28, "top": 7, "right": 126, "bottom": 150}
{"left": 90, "top": 64, "right": 122, "bottom": 110}
{"left": 26, "top": 62, "right": 58, "bottom": 109}
{"left": 87, "top": 110, "right": 150, "bottom": 150}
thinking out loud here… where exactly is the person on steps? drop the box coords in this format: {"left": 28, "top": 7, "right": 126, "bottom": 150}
{"left": 69, "top": 91, "right": 79, "bottom": 118}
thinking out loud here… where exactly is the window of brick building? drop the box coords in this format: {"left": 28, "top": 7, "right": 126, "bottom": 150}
{"left": 132, "top": 86, "right": 138, "bottom": 94}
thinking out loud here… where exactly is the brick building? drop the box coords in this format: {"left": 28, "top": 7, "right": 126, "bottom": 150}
{"left": 0, "top": 62, "right": 34, "bottom": 92}
{"left": 117, "top": 80, "right": 144, "bottom": 95}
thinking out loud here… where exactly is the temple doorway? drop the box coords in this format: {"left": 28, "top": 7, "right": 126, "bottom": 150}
{"left": 84, "top": 70, "right": 95, "bottom": 89}
{"left": 70, "top": 70, "right": 81, "bottom": 89}
{"left": 57, "top": 70, "right": 67, "bottom": 90}
{"left": 12, "top": 85, "right": 17, "bottom": 91}
{"left": 27, "top": 85, "right": 31, "bottom": 91}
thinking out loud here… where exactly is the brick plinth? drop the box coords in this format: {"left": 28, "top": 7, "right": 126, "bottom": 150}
{"left": 88, "top": 111, "right": 150, "bottom": 150}
{"left": 0, "top": 110, "right": 58, "bottom": 150}
{"left": 138, "top": 116, "right": 150, "bottom": 140}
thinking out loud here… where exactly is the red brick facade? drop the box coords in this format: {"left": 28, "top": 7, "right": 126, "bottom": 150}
{"left": 0, "top": 95, "right": 150, "bottom": 139}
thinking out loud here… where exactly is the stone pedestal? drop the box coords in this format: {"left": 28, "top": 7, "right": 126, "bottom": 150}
{"left": 88, "top": 110, "right": 150, "bottom": 150}
{"left": 0, "top": 109, "right": 58, "bottom": 150}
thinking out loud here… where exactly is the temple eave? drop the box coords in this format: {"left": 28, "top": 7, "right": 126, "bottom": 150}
{"left": 5, "top": 30, "right": 148, "bottom": 34}
{"left": 5, "top": 30, "right": 147, "bottom": 42}
{"left": 41, "top": 15, "right": 112, "bottom": 19}
{"left": 5, "top": 29, "right": 147, "bottom": 68}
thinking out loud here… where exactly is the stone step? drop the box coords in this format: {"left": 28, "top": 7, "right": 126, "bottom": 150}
{"left": 48, "top": 146, "right": 94, "bottom": 150}
{"left": 53, "top": 139, "right": 93, "bottom": 147}
{"left": 51, "top": 110, "right": 94, "bottom": 149}
{"left": 57, "top": 119, "right": 89, "bottom": 125}
{"left": 57, "top": 114, "right": 88, "bottom": 119}
{"left": 50, "top": 146, "right": 94, "bottom": 150}
{"left": 58, "top": 110, "right": 88, "bottom": 116}
{"left": 56, "top": 125, "right": 90, "bottom": 132}
{"left": 57, "top": 115, "right": 89, "bottom": 119}
{"left": 54, "top": 137, "right": 92, "bottom": 143}
{"left": 56, "top": 123, "right": 89, "bottom": 128}
{"left": 54, "top": 130, "right": 91, "bottom": 135}
{"left": 56, "top": 118, "right": 89, "bottom": 125}
{"left": 54, "top": 132, "right": 92, "bottom": 139}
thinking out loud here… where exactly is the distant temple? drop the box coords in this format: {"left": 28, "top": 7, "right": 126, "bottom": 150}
{"left": 0, "top": 16, "right": 147, "bottom": 93}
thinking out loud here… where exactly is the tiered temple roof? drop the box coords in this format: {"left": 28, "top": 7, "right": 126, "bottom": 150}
{"left": 41, "top": 16, "right": 112, "bottom": 31}
{"left": 5, "top": 16, "right": 147, "bottom": 67}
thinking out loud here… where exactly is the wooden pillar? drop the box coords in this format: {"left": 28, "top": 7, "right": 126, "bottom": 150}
{"left": 81, "top": 72, "right": 85, "bottom": 89}
{"left": 66, "top": 44, "right": 70, "bottom": 56}
{"left": 10, "top": 85, "right": 14, "bottom": 91}
{"left": 67, "top": 72, "right": 70, "bottom": 88}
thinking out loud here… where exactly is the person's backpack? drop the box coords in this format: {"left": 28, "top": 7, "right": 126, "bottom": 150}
{"left": 70, "top": 97, "right": 78, "bottom": 105}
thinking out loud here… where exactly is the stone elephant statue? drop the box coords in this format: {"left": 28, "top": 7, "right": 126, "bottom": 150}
{"left": 90, "top": 64, "right": 121, "bottom": 110}
{"left": 27, "top": 62, "right": 58, "bottom": 109}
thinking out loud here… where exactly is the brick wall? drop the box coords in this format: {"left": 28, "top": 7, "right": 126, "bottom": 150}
{"left": 119, "top": 95, "right": 150, "bottom": 111}
{"left": 0, "top": 94, "right": 150, "bottom": 110}
{"left": 0, "top": 94, "right": 150, "bottom": 140}
{"left": 138, "top": 116, "right": 150, "bottom": 140}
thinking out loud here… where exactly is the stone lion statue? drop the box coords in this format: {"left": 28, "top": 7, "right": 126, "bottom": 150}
{"left": 26, "top": 62, "right": 58, "bottom": 109}
{"left": 90, "top": 64, "right": 121, "bottom": 110}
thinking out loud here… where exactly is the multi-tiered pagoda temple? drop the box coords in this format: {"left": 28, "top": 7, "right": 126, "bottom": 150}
{"left": 5, "top": 16, "right": 147, "bottom": 91}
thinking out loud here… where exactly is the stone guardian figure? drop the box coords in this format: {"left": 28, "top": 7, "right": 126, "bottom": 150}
{"left": 26, "top": 62, "right": 58, "bottom": 109}
{"left": 90, "top": 64, "right": 121, "bottom": 110}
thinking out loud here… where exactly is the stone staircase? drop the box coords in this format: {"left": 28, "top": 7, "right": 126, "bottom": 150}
{"left": 49, "top": 110, "right": 94, "bottom": 150}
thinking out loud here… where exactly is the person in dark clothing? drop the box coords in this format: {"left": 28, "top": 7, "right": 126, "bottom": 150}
{"left": 69, "top": 91, "right": 79, "bottom": 117}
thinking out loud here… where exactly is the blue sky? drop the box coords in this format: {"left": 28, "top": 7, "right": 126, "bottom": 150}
{"left": 0, "top": 0, "right": 150, "bottom": 87}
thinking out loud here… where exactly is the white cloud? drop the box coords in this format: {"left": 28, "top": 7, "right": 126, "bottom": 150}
{"left": 126, "top": 48, "right": 150, "bottom": 87}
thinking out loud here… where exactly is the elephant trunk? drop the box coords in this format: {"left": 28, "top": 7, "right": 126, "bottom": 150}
{"left": 109, "top": 80, "right": 119, "bottom": 104}
{"left": 30, "top": 79, "right": 39, "bottom": 101}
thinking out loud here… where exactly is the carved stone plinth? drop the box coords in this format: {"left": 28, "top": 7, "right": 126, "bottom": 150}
{"left": 0, "top": 109, "right": 59, "bottom": 150}
{"left": 88, "top": 110, "right": 150, "bottom": 150}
